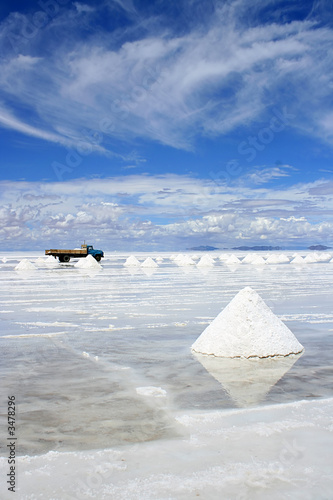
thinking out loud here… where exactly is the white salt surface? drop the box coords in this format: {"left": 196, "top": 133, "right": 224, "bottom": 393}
{"left": 192, "top": 287, "right": 304, "bottom": 358}
{"left": 1, "top": 251, "right": 333, "bottom": 499}
{"left": 2, "top": 397, "right": 332, "bottom": 499}
{"left": 14, "top": 259, "right": 36, "bottom": 271}
{"left": 136, "top": 386, "right": 167, "bottom": 397}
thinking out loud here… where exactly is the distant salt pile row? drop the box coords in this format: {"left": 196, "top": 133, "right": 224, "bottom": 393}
{"left": 192, "top": 287, "right": 304, "bottom": 358}
{"left": 74, "top": 255, "right": 102, "bottom": 269}
{"left": 15, "top": 259, "right": 36, "bottom": 271}
{"left": 123, "top": 256, "right": 159, "bottom": 268}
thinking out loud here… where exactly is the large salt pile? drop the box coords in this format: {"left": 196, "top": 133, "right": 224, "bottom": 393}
{"left": 123, "top": 256, "right": 141, "bottom": 267}
{"left": 191, "top": 287, "right": 304, "bottom": 358}
{"left": 74, "top": 255, "right": 102, "bottom": 269}
{"left": 15, "top": 259, "right": 36, "bottom": 271}
{"left": 196, "top": 255, "right": 215, "bottom": 267}
{"left": 141, "top": 257, "right": 158, "bottom": 268}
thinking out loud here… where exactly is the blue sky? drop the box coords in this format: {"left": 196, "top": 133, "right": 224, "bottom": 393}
{"left": 1, "top": 0, "right": 333, "bottom": 250}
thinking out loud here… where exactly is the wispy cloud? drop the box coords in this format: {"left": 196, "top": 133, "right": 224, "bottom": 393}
{"left": 0, "top": 0, "right": 333, "bottom": 152}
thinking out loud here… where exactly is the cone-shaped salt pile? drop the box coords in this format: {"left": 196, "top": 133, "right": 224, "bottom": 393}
{"left": 15, "top": 259, "right": 36, "bottom": 271}
{"left": 123, "top": 255, "right": 141, "bottom": 267}
{"left": 251, "top": 255, "right": 266, "bottom": 265}
{"left": 197, "top": 255, "right": 215, "bottom": 267}
{"left": 178, "top": 255, "right": 196, "bottom": 266}
{"left": 290, "top": 255, "right": 305, "bottom": 264}
{"left": 242, "top": 253, "right": 256, "bottom": 264}
{"left": 75, "top": 255, "right": 102, "bottom": 269}
{"left": 225, "top": 254, "right": 241, "bottom": 265}
{"left": 141, "top": 257, "right": 158, "bottom": 268}
{"left": 191, "top": 287, "right": 304, "bottom": 358}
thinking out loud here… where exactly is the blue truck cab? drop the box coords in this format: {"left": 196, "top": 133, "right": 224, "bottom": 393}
{"left": 86, "top": 245, "right": 104, "bottom": 261}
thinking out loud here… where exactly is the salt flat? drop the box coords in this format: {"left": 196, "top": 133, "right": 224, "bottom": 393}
{"left": 0, "top": 251, "right": 332, "bottom": 499}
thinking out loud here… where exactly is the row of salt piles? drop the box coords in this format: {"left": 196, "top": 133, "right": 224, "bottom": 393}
{"left": 123, "top": 256, "right": 159, "bottom": 268}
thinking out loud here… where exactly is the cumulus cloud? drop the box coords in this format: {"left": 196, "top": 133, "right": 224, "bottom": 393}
{"left": 1, "top": 174, "right": 333, "bottom": 249}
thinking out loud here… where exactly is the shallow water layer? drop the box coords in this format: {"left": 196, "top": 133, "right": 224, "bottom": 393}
{"left": 1, "top": 252, "right": 333, "bottom": 456}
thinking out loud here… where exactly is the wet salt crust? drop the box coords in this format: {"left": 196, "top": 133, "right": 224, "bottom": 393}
{"left": 1, "top": 251, "right": 333, "bottom": 499}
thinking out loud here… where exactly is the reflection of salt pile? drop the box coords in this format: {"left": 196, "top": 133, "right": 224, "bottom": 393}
{"left": 193, "top": 352, "right": 302, "bottom": 407}
{"left": 191, "top": 287, "right": 304, "bottom": 358}
{"left": 74, "top": 255, "right": 102, "bottom": 269}
{"left": 123, "top": 256, "right": 141, "bottom": 267}
{"left": 15, "top": 259, "right": 36, "bottom": 271}
{"left": 197, "top": 255, "right": 215, "bottom": 267}
{"left": 141, "top": 257, "right": 158, "bottom": 268}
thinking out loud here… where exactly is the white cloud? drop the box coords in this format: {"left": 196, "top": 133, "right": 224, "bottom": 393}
{"left": 0, "top": 1, "right": 332, "bottom": 150}
{"left": 1, "top": 174, "right": 333, "bottom": 249}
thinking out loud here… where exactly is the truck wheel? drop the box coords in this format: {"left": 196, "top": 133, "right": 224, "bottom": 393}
{"left": 63, "top": 255, "right": 70, "bottom": 263}
{"left": 94, "top": 255, "right": 101, "bottom": 262}
{"left": 59, "top": 256, "right": 65, "bottom": 263}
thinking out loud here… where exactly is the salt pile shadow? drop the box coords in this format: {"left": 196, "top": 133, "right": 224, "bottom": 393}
{"left": 193, "top": 351, "right": 303, "bottom": 407}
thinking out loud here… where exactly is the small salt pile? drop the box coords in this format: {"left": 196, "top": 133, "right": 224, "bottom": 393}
{"left": 123, "top": 256, "right": 141, "bottom": 267}
{"left": 15, "top": 259, "right": 36, "bottom": 271}
{"left": 225, "top": 254, "right": 241, "bottom": 265}
{"left": 177, "top": 255, "right": 196, "bottom": 266}
{"left": 2, "top": 257, "right": 7, "bottom": 263}
{"left": 191, "top": 287, "right": 304, "bottom": 358}
{"left": 290, "top": 255, "right": 305, "bottom": 264}
{"left": 318, "top": 253, "right": 331, "bottom": 262}
{"left": 265, "top": 255, "right": 282, "bottom": 265}
{"left": 141, "top": 257, "right": 158, "bottom": 268}
{"left": 250, "top": 255, "right": 266, "bottom": 265}
{"left": 278, "top": 254, "right": 290, "bottom": 263}
{"left": 197, "top": 255, "right": 215, "bottom": 267}
{"left": 304, "top": 254, "right": 317, "bottom": 264}
{"left": 242, "top": 254, "right": 256, "bottom": 264}
{"left": 75, "top": 255, "right": 102, "bottom": 269}
{"left": 45, "top": 255, "right": 59, "bottom": 266}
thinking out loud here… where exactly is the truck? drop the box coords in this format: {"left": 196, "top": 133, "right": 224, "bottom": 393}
{"left": 45, "top": 244, "right": 104, "bottom": 263}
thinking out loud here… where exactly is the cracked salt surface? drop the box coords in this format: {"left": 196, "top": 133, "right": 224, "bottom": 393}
{"left": 0, "top": 252, "right": 333, "bottom": 499}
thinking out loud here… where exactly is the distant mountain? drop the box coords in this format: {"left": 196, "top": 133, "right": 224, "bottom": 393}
{"left": 232, "top": 246, "right": 282, "bottom": 251}
{"left": 308, "top": 245, "right": 331, "bottom": 250}
{"left": 187, "top": 245, "right": 219, "bottom": 251}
